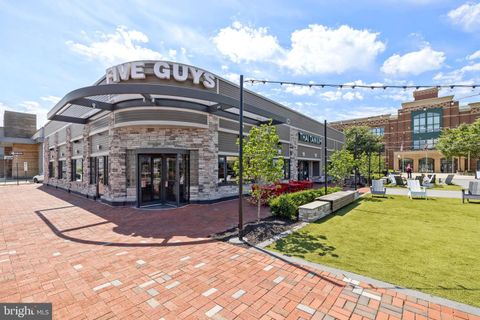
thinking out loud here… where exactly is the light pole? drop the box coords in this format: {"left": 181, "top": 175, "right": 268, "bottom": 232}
{"left": 238, "top": 75, "right": 244, "bottom": 241}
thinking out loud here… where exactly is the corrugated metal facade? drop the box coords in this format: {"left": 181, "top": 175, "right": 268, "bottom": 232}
{"left": 115, "top": 109, "right": 208, "bottom": 125}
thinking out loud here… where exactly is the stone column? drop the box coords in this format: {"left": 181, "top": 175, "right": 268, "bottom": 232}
{"left": 290, "top": 128, "right": 298, "bottom": 180}
{"left": 197, "top": 114, "right": 219, "bottom": 199}
{"left": 44, "top": 137, "right": 50, "bottom": 181}
{"left": 83, "top": 124, "right": 91, "bottom": 185}
{"left": 66, "top": 126, "right": 72, "bottom": 183}
{"left": 108, "top": 113, "right": 127, "bottom": 201}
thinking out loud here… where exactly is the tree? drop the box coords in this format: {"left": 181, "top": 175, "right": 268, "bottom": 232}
{"left": 437, "top": 119, "right": 480, "bottom": 161}
{"left": 344, "top": 126, "right": 383, "bottom": 156}
{"left": 358, "top": 152, "right": 385, "bottom": 178}
{"left": 329, "top": 149, "right": 355, "bottom": 182}
{"left": 344, "top": 126, "right": 383, "bottom": 184}
{"left": 234, "top": 122, "right": 284, "bottom": 221}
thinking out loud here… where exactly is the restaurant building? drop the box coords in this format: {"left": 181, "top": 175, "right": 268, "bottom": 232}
{"left": 330, "top": 88, "right": 480, "bottom": 173}
{"left": 42, "top": 60, "right": 344, "bottom": 207}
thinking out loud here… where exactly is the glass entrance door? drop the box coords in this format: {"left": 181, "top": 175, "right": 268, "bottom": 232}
{"left": 138, "top": 153, "right": 189, "bottom": 207}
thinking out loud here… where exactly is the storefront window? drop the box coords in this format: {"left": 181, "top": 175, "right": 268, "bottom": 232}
{"left": 48, "top": 161, "right": 54, "bottom": 178}
{"left": 218, "top": 156, "right": 238, "bottom": 184}
{"left": 71, "top": 159, "right": 83, "bottom": 181}
{"left": 413, "top": 112, "right": 440, "bottom": 134}
{"left": 58, "top": 160, "right": 66, "bottom": 179}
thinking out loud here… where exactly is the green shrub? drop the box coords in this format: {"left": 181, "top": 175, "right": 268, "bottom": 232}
{"left": 269, "top": 187, "right": 340, "bottom": 220}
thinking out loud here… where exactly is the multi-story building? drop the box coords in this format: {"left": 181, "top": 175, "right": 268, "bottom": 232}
{"left": 330, "top": 88, "right": 480, "bottom": 173}
{"left": 0, "top": 110, "right": 43, "bottom": 179}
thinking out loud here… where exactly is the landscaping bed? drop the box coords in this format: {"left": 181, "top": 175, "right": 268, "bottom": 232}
{"left": 211, "top": 216, "right": 303, "bottom": 246}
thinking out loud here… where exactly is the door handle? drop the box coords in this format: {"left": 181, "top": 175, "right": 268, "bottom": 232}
{"left": 165, "top": 180, "right": 168, "bottom": 188}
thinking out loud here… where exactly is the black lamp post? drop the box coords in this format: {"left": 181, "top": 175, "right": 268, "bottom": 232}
{"left": 238, "top": 75, "right": 244, "bottom": 240}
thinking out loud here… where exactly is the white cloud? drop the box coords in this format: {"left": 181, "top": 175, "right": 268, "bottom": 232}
{"left": 66, "top": 26, "right": 171, "bottom": 65}
{"left": 212, "top": 21, "right": 282, "bottom": 63}
{"left": 381, "top": 46, "right": 445, "bottom": 76}
{"left": 284, "top": 84, "right": 316, "bottom": 96}
{"left": 41, "top": 95, "right": 61, "bottom": 104}
{"left": 320, "top": 90, "right": 364, "bottom": 101}
{"left": 282, "top": 24, "right": 385, "bottom": 74}
{"left": 222, "top": 72, "right": 241, "bottom": 83}
{"left": 433, "top": 62, "right": 480, "bottom": 83}
{"left": 448, "top": 2, "right": 480, "bottom": 32}
{"left": 213, "top": 22, "right": 385, "bottom": 74}
{"left": 467, "top": 50, "right": 480, "bottom": 60}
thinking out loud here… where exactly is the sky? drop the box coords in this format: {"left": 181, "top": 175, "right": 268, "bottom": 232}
{"left": 0, "top": 0, "right": 479, "bottom": 128}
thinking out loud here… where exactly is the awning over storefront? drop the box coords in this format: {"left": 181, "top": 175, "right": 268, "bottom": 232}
{"left": 47, "top": 83, "right": 287, "bottom": 126}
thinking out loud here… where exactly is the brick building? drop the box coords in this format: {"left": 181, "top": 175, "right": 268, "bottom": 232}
{"left": 41, "top": 60, "right": 344, "bottom": 207}
{"left": 330, "top": 88, "right": 480, "bottom": 173}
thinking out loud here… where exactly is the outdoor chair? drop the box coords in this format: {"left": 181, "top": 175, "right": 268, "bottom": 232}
{"left": 394, "top": 175, "right": 405, "bottom": 187}
{"left": 462, "top": 181, "right": 480, "bottom": 203}
{"left": 423, "top": 174, "right": 436, "bottom": 188}
{"left": 370, "top": 180, "right": 386, "bottom": 197}
{"left": 407, "top": 180, "right": 427, "bottom": 199}
{"left": 444, "top": 174, "right": 455, "bottom": 185}
{"left": 388, "top": 174, "right": 396, "bottom": 185}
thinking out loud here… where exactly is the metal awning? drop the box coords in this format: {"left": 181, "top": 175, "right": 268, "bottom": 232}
{"left": 47, "top": 84, "right": 286, "bottom": 125}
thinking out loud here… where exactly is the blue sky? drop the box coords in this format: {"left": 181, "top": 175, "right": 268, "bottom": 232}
{"left": 0, "top": 0, "right": 479, "bottom": 128}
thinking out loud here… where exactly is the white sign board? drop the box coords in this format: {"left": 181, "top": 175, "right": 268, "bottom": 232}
{"left": 105, "top": 61, "right": 216, "bottom": 89}
{"left": 3, "top": 155, "right": 14, "bottom": 160}
{"left": 24, "top": 162, "right": 28, "bottom": 172}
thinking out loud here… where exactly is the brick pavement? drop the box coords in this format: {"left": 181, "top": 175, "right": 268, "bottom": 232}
{"left": 0, "top": 184, "right": 478, "bottom": 319}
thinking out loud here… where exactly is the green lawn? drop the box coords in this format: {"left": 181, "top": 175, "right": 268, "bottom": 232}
{"left": 267, "top": 195, "right": 480, "bottom": 307}
{"left": 385, "top": 183, "right": 463, "bottom": 191}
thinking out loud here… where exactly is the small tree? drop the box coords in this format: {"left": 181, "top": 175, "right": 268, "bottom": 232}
{"left": 329, "top": 149, "right": 355, "bottom": 182}
{"left": 234, "top": 122, "right": 284, "bottom": 221}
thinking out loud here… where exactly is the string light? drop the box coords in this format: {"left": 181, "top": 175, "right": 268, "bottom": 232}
{"left": 244, "top": 79, "right": 479, "bottom": 90}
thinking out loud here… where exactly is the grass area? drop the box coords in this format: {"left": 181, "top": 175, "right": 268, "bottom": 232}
{"left": 267, "top": 195, "right": 480, "bottom": 307}
{"left": 385, "top": 183, "right": 463, "bottom": 191}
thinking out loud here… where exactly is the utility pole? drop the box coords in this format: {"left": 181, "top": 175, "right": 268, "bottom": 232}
{"left": 238, "top": 75, "right": 244, "bottom": 241}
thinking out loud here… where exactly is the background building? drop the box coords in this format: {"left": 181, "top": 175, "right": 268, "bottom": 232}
{"left": 0, "top": 110, "right": 43, "bottom": 180}
{"left": 330, "top": 88, "right": 480, "bottom": 173}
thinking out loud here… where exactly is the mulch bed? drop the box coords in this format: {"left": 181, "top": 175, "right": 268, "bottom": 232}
{"left": 210, "top": 216, "right": 302, "bottom": 247}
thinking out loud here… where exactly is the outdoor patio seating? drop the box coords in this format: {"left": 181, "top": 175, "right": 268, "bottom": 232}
{"left": 444, "top": 174, "right": 455, "bottom": 185}
{"left": 407, "top": 179, "right": 427, "bottom": 199}
{"left": 423, "top": 174, "right": 436, "bottom": 188}
{"left": 370, "top": 180, "right": 386, "bottom": 197}
{"left": 462, "top": 181, "right": 480, "bottom": 203}
{"left": 394, "top": 175, "right": 405, "bottom": 187}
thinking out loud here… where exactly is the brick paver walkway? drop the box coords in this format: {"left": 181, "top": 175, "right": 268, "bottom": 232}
{"left": 0, "top": 185, "right": 478, "bottom": 320}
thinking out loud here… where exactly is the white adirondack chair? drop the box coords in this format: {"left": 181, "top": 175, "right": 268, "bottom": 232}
{"left": 370, "top": 180, "right": 386, "bottom": 197}
{"left": 407, "top": 180, "right": 427, "bottom": 199}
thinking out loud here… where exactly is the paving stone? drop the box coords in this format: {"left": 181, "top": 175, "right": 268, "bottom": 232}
{"left": 93, "top": 283, "right": 112, "bottom": 292}
{"left": 115, "top": 251, "right": 128, "bottom": 256}
{"left": 136, "top": 260, "right": 146, "bottom": 265}
{"left": 202, "top": 288, "right": 218, "bottom": 297}
{"left": 165, "top": 281, "right": 180, "bottom": 289}
{"left": 111, "top": 280, "right": 122, "bottom": 287}
{"left": 161, "top": 274, "right": 172, "bottom": 281}
{"left": 362, "top": 291, "right": 381, "bottom": 301}
{"left": 180, "top": 256, "right": 191, "bottom": 261}
{"left": 146, "top": 298, "right": 160, "bottom": 308}
{"left": 73, "top": 264, "right": 83, "bottom": 270}
{"left": 139, "top": 280, "right": 156, "bottom": 288}
{"left": 52, "top": 252, "right": 61, "bottom": 257}
{"left": 297, "top": 304, "right": 316, "bottom": 315}
{"left": 273, "top": 276, "right": 284, "bottom": 284}
{"left": 205, "top": 305, "right": 223, "bottom": 318}
{"left": 263, "top": 265, "right": 273, "bottom": 271}
{"left": 230, "top": 254, "right": 239, "bottom": 259}
{"left": 194, "top": 262, "right": 206, "bottom": 268}
{"left": 147, "top": 288, "right": 159, "bottom": 296}
{"left": 232, "top": 289, "right": 246, "bottom": 299}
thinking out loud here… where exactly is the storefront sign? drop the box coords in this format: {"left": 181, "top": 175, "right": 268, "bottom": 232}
{"left": 298, "top": 132, "right": 321, "bottom": 145}
{"left": 105, "top": 61, "right": 216, "bottom": 89}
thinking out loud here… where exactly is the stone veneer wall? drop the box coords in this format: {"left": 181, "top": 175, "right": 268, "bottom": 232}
{"left": 289, "top": 128, "right": 299, "bottom": 180}
{"left": 43, "top": 111, "right": 300, "bottom": 205}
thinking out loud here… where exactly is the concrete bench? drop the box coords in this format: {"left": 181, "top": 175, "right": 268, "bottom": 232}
{"left": 315, "top": 190, "right": 358, "bottom": 212}
{"left": 298, "top": 201, "right": 331, "bottom": 222}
